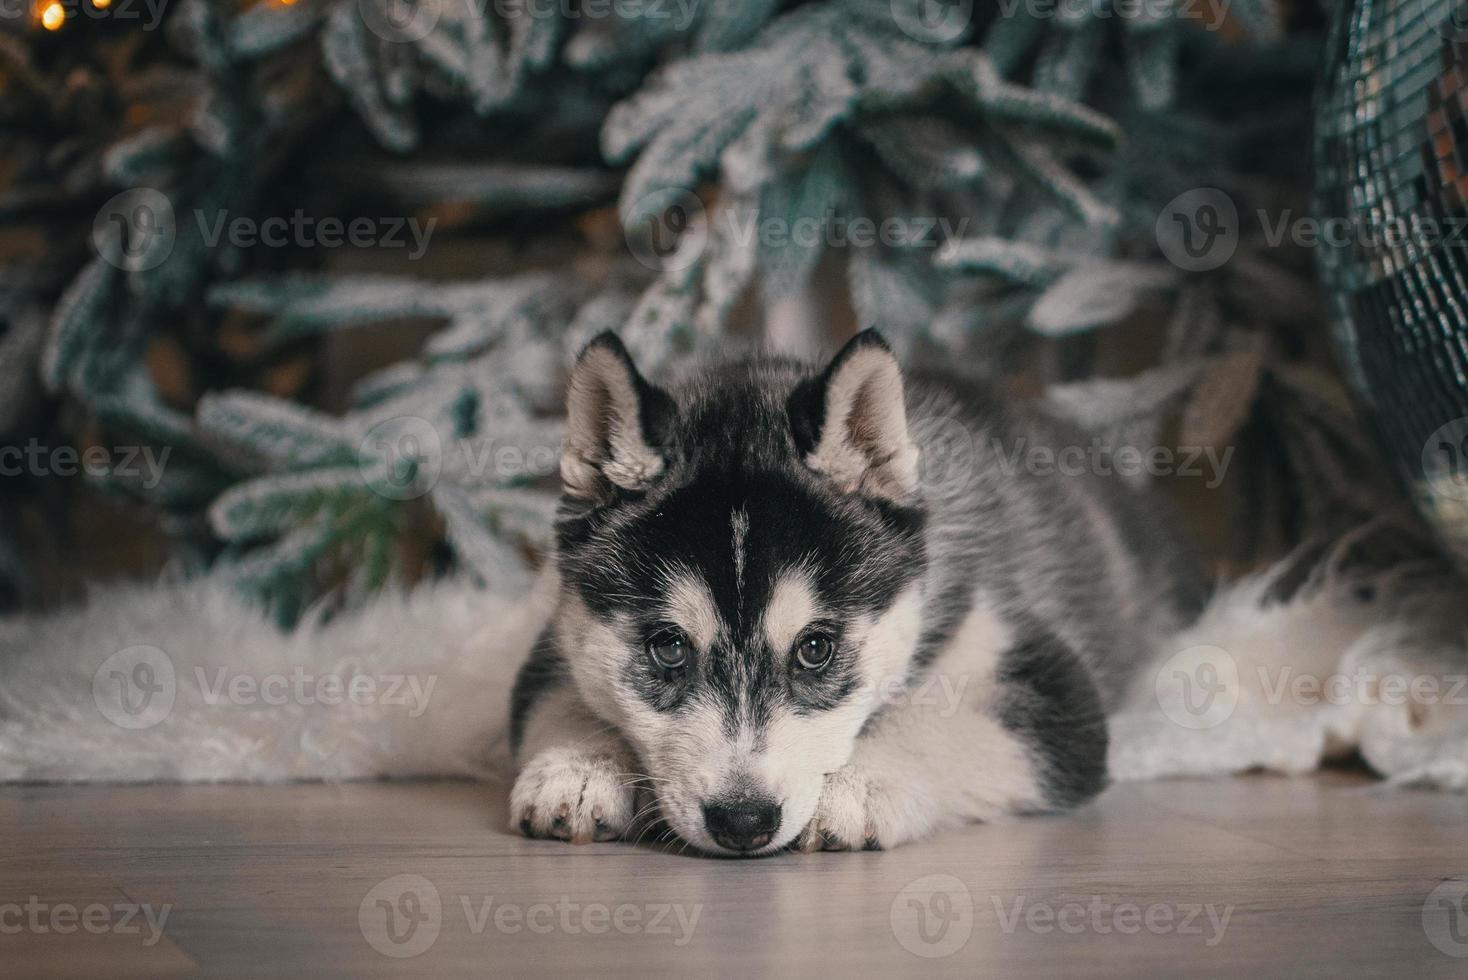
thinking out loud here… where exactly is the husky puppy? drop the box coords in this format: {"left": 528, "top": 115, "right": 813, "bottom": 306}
{"left": 509, "top": 330, "right": 1204, "bottom": 855}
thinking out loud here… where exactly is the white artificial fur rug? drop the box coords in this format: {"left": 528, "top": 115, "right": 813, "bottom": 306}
{"left": 3, "top": 535, "right": 1468, "bottom": 791}
{"left": 1110, "top": 543, "right": 1468, "bottom": 791}
{"left": 0, "top": 574, "right": 553, "bottom": 783}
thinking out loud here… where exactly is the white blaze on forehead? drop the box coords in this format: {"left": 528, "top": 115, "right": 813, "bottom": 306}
{"left": 663, "top": 571, "right": 722, "bottom": 650}
{"left": 762, "top": 567, "right": 820, "bottom": 655}
{"left": 731, "top": 508, "right": 749, "bottom": 607}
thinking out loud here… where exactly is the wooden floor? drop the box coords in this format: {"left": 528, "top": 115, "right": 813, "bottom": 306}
{"left": 3, "top": 770, "right": 1467, "bottom": 978}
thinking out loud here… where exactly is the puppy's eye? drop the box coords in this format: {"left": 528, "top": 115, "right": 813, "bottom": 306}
{"left": 793, "top": 632, "right": 836, "bottom": 672}
{"left": 646, "top": 629, "right": 691, "bottom": 671}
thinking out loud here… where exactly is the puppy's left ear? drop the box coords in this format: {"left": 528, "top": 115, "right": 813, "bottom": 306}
{"left": 788, "top": 329, "right": 919, "bottom": 503}
{"left": 562, "top": 332, "right": 676, "bottom": 500}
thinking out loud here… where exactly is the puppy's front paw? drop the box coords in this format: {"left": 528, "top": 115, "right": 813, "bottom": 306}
{"left": 509, "top": 748, "right": 637, "bottom": 844}
{"left": 796, "top": 764, "right": 910, "bottom": 852}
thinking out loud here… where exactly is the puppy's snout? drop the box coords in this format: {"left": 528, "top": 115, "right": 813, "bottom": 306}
{"left": 702, "top": 797, "right": 782, "bottom": 852}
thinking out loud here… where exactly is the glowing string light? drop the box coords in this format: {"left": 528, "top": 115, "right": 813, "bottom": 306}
{"left": 39, "top": 1, "right": 65, "bottom": 29}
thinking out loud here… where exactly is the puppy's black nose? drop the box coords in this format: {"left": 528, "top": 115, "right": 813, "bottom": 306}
{"left": 702, "top": 798, "right": 782, "bottom": 852}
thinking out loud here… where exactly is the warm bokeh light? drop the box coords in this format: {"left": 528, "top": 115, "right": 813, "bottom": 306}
{"left": 39, "top": 1, "right": 65, "bottom": 29}
{"left": 92, "top": 0, "right": 111, "bottom": 9}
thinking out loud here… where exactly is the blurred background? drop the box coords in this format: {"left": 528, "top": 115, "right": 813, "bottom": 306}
{"left": 1, "top": 0, "right": 1455, "bottom": 622}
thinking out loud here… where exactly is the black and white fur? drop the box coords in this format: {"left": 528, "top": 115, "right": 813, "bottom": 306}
{"left": 509, "top": 330, "right": 1204, "bottom": 856}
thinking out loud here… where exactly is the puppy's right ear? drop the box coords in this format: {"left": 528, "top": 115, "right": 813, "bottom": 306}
{"left": 561, "top": 332, "right": 676, "bottom": 500}
{"left": 787, "top": 329, "right": 918, "bottom": 504}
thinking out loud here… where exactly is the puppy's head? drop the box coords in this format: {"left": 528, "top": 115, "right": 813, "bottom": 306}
{"left": 553, "top": 330, "right": 927, "bottom": 855}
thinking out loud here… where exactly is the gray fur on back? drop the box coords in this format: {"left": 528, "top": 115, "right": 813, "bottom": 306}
{"left": 904, "top": 370, "right": 1207, "bottom": 707}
